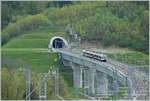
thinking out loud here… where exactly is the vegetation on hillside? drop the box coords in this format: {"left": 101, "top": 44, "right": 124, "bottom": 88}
{"left": 2, "top": 31, "right": 68, "bottom": 48}
{"left": 1, "top": 1, "right": 149, "bottom": 100}
{"left": 1, "top": 14, "right": 52, "bottom": 45}
{"left": 1, "top": 1, "right": 73, "bottom": 29}
{"left": 1, "top": 67, "right": 75, "bottom": 100}
{"left": 107, "top": 51, "right": 149, "bottom": 71}
{"left": 1, "top": 68, "right": 25, "bottom": 100}
{"left": 45, "top": 1, "right": 149, "bottom": 53}
{"left": 2, "top": 1, "right": 149, "bottom": 53}
{"left": 1, "top": 31, "right": 75, "bottom": 99}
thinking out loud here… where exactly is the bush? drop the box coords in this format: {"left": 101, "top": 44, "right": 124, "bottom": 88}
{"left": 1, "top": 14, "right": 52, "bottom": 45}
{"left": 1, "top": 68, "right": 25, "bottom": 100}
{"left": 1, "top": 67, "right": 73, "bottom": 100}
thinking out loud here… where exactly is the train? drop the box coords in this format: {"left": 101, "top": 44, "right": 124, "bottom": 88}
{"left": 82, "top": 50, "right": 107, "bottom": 62}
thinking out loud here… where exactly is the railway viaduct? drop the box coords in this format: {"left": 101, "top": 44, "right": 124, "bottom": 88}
{"left": 48, "top": 36, "right": 133, "bottom": 97}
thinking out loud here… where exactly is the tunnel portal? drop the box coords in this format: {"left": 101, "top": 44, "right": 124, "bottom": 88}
{"left": 52, "top": 38, "right": 64, "bottom": 48}
{"left": 49, "top": 36, "right": 69, "bottom": 50}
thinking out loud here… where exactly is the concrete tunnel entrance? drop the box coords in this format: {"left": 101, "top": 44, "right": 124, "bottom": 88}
{"left": 52, "top": 38, "right": 64, "bottom": 48}
{"left": 49, "top": 36, "right": 69, "bottom": 50}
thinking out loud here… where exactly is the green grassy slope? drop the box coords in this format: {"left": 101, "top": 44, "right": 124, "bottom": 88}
{"left": 1, "top": 31, "right": 65, "bottom": 72}
{"left": 3, "top": 31, "right": 68, "bottom": 48}
{"left": 107, "top": 51, "right": 149, "bottom": 71}
{"left": 2, "top": 51, "right": 57, "bottom": 73}
{"left": 94, "top": 47, "right": 149, "bottom": 71}
{"left": 2, "top": 31, "right": 73, "bottom": 86}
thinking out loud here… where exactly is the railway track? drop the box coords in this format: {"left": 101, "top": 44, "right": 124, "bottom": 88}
{"left": 106, "top": 59, "right": 149, "bottom": 100}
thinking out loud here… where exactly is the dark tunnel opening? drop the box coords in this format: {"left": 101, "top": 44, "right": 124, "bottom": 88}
{"left": 52, "top": 38, "right": 64, "bottom": 48}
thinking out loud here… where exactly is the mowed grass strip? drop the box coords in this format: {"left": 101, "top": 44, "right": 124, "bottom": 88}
{"left": 1, "top": 48, "right": 49, "bottom": 53}
{"left": 2, "top": 31, "right": 68, "bottom": 48}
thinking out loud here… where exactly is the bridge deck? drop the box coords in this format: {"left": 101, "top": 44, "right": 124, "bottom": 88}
{"left": 55, "top": 49, "right": 132, "bottom": 90}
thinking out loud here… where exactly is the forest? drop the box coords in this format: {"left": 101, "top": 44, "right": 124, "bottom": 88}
{"left": 1, "top": 1, "right": 149, "bottom": 53}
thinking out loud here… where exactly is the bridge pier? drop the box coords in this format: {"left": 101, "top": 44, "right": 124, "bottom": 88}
{"left": 83, "top": 68, "right": 95, "bottom": 95}
{"left": 89, "top": 68, "right": 95, "bottom": 95}
{"left": 96, "top": 71, "right": 108, "bottom": 96}
{"left": 108, "top": 76, "right": 114, "bottom": 95}
{"left": 83, "top": 68, "right": 89, "bottom": 94}
{"left": 72, "top": 63, "right": 82, "bottom": 88}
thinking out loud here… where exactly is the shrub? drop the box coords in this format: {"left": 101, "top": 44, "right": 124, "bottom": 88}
{"left": 2, "top": 14, "right": 52, "bottom": 45}
{"left": 1, "top": 68, "right": 25, "bottom": 100}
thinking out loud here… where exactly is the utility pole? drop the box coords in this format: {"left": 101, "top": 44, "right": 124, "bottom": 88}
{"left": 39, "top": 73, "right": 47, "bottom": 100}
{"left": 49, "top": 66, "right": 59, "bottom": 96}
{"left": 39, "top": 66, "right": 59, "bottom": 100}
{"left": 54, "top": 68, "right": 59, "bottom": 96}
{"left": 25, "top": 69, "right": 31, "bottom": 100}
{"left": 19, "top": 67, "right": 31, "bottom": 100}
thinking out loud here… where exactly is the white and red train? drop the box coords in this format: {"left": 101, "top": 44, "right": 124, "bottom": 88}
{"left": 82, "top": 50, "right": 107, "bottom": 62}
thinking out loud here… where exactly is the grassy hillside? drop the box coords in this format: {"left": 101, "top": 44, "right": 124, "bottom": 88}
{"left": 107, "top": 51, "right": 149, "bottom": 71}
{"left": 1, "top": 31, "right": 76, "bottom": 99}
{"left": 2, "top": 30, "right": 72, "bottom": 79}
{"left": 3, "top": 31, "right": 68, "bottom": 48}
{"left": 2, "top": 31, "right": 65, "bottom": 73}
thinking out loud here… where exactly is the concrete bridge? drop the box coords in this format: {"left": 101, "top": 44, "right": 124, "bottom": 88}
{"left": 56, "top": 49, "right": 132, "bottom": 97}
{"left": 48, "top": 36, "right": 133, "bottom": 98}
